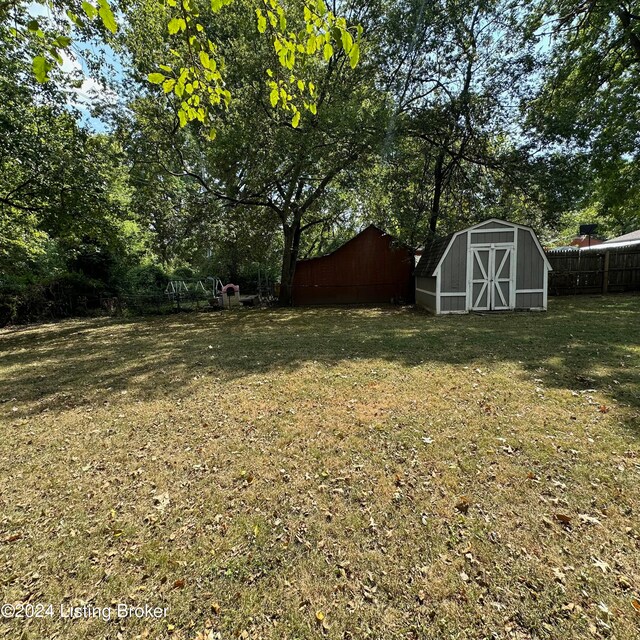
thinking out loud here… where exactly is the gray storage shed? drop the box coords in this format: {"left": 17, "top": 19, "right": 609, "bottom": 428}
{"left": 415, "top": 218, "right": 551, "bottom": 314}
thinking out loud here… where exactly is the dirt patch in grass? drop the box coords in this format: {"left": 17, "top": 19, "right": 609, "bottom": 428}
{"left": 1, "top": 295, "right": 639, "bottom": 639}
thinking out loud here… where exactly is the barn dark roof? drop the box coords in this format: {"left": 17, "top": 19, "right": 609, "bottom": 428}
{"left": 415, "top": 233, "right": 454, "bottom": 277}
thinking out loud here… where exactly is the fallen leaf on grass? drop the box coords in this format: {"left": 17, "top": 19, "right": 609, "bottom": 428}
{"left": 618, "top": 576, "right": 632, "bottom": 590}
{"left": 579, "top": 514, "right": 601, "bottom": 525}
{"left": 632, "top": 598, "right": 640, "bottom": 613}
{"left": 597, "top": 601, "right": 612, "bottom": 620}
{"left": 173, "top": 579, "right": 186, "bottom": 589}
{"left": 2, "top": 533, "right": 22, "bottom": 543}
{"left": 153, "top": 493, "right": 170, "bottom": 511}
{"left": 455, "top": 496, "right": 470, "bottom": 515}
{"left": 592, "top": 558, "right": 610, "bottom": 574}
{"left": 552, "top": 568, "right": 566, "bottom": 583}
{"left": 554, "top": 513, "right": 572, "bottom": 527}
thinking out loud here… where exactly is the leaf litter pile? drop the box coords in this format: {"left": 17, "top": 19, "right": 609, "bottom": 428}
{"left": 0, "top": 295, "right": 639, "bottom": 639}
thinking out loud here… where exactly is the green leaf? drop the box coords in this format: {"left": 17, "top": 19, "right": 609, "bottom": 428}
{"left": 27, "top": 19, "right": 39, "bottom": 31}
{"left": 323, "top": 43, "right": 333, "bottom": 61}
{"left": 331, "top": 26, "right": 342, "bottom": 47}
{"left": 168, "top": 18, "right": 186, "bottom": 34}
{"left": 291, "top": 110, "right": 301, "bottom": 128}
{"left": 285, "top": 49, "right": 295, "bottom": 70}
{"left": 66, "top": 10, "right": 81, "bottom": 26}
{"left": 199, "top": 50, "right": 211, "bottom": 69}
{"left": 81, "top": 1, "right": 97, "bottom": 20}
{"left": 306, "top": 37, "right": 317, "bottom": 55}
{"left": 207, "top": 128, "right": 217, "bottom": 141}
{"left": 32, "top": 56, "right": 49, "bottom": 83}
{"left": 256, "top": 9, "right": 267, "bottom": 34}
{"left": 349, "top": 43, "right": 360, "bottom": 69}
{"left": 147, "top": 72, "right": 166, "bottom": 84}
{"left": 269, "top": 87, "right": 279, "bottom": 107}
{"left": 55, "top": 35, "right": 72, "bottom": 48}
{"left": 162, "top": 79, "right": 176, "bottom": 93}
{"left": 341, "top": 29, "right": 353, "bottom": 54}
{"left": 97, "top": 0, "right": 117, "bottom": 33}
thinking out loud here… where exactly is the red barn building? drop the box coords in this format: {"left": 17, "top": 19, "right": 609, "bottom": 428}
{"left": 291, "top": 225, "right": 414, "bottom": 305}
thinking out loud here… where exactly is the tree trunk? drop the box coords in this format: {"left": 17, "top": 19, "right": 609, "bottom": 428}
{"left": 617, "top": 7, "right": 640, "bottom": 63}
{"left": 429, "top": 150, "right": 445, "bottom": 234}
{"left": 278, "top": 221, "right": 302, "bottom": 306}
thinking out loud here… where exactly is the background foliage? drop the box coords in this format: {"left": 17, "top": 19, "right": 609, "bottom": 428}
{"left": 1, "top": 0, "right": 638, "bottom": 320}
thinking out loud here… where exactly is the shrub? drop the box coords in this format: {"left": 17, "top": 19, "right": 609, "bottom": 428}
{"left": 125, "top": 264, "right": 170, "bottom": 293}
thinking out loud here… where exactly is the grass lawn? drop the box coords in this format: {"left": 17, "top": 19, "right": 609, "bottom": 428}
{"left": 1, "top": 295, "right": 639, "bottom": 640}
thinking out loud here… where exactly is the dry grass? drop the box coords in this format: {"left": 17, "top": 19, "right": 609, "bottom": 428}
{"left": 0, "top": 295, "right": 639, "bottom": 640}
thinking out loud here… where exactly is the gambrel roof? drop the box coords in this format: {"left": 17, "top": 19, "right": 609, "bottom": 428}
{"left": 415, "top": 218, "right": 551, "bottom": 278}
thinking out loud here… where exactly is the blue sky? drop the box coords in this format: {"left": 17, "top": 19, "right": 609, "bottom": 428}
{"left": 28, "top": 1, "right": 126, "bottom": 131}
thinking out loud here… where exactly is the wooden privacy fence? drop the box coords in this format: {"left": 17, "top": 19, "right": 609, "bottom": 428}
{"left": 546, "top": 245, "right": 640, "bottom": 295}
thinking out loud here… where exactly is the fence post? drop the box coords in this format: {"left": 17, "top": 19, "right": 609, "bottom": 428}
{"left": 602, "top": 250, "right": 610, "bottom": 294}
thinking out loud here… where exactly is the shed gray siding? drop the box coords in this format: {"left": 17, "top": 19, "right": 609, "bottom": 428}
{"left": 415, "top": 219, "right": 549, "bottom": 315}
{"left": 516, "top": 292, "right": 544, "bottom": 308}
{"left": 441, "top": 296, "right": 466, "bottom": 312}
{"left": 440, "top": 234, "right": 467, "bottom": 293}
{"left": 516, "top": 229, "right": 544, "bottom": 289}
{"left": 470, "top": 231, "right": 515, "bottom": 244}
{"left": 416, "top": 276, "right": 437, "bottom": 312}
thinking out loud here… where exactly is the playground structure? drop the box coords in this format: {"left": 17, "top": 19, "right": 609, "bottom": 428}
{"left": 163, "top": 272, "right": 276, "bottom": 311}
{"left": 164, "top": 278, "right": 223, "bottom": 311}
{"left": 221, "top": 283, "right": 241, "bottom": 309}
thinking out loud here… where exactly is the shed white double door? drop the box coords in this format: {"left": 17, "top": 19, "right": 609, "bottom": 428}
{"left": 469, "top": 245, "right": 514, "bottom": 311}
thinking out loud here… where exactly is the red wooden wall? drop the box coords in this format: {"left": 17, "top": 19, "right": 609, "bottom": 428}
{"left": 291, "top": 226, "right": 414, "bottom": 305}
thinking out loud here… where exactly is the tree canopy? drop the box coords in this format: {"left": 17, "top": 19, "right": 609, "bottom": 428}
{"left": 1, "top": 0, "right": 638, "bottom": 318}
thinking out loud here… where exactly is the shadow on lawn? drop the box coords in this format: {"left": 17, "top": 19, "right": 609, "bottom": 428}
{"left": 0, "top": 294, "right": 638, "bottom": 427}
